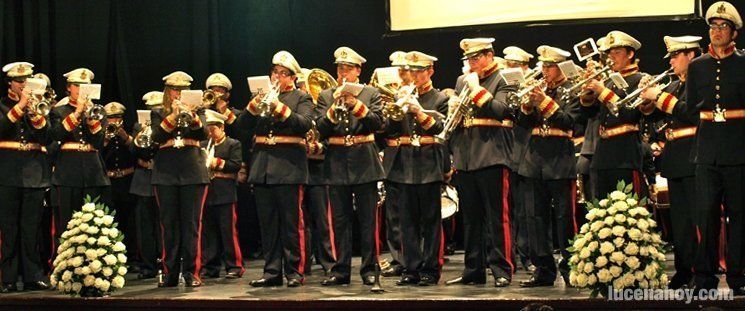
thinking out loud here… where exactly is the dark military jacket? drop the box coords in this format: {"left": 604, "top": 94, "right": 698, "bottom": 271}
{"left": 0, "top": 95, "right": 51, "bottom": 188}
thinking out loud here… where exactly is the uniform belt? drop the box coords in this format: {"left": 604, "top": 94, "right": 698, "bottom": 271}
{"left": 599, "top": 124, "right": 639, "bottom": 139}
{"left": 159, "top": 138, "right": 200, "bottom": 149}
{"left": 386, "top": 135, "right": 437, "bottom": 147}
{"left": 60, "top": 142, "right": 98, "bottom": 152}
{"left": 700, "top": 108, "right": 745, "bottom": 122}
{"left": 328, "top": 134, "right": 375, "bottom": 146}
{"left": 530, "top": 127, "right": 573, "bottom": 138}
{"left": 254, "top": 135, "right": 306, "bottom": 146}
{"left": 573, "top": 136, "right": 585, "bottom": 146}
{"left": 0, "top": 141, "right": 47, "bottom": 153}
{"left": 307, "top": 153, "right": 325, "bottom": 160}
{"left": 137, "top": 159, "right": 153, "bottom": 170}
{"left": 665, "top": 126, "right": 697, "bottom": 141}
{"left": 463, "top": 118, "right": 513, "bottom": 128}
{"left": 107, "top": 167, "right": 135, "bottom": 178}
{"left": 211, "top": 171, "right": 237, "bottom": 180}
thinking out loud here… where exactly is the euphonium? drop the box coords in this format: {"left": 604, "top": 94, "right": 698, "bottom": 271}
{"left": 306, "top": 68, "right": 338, "bottom": 104}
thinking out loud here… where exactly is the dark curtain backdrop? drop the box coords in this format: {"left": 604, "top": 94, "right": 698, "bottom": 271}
{"left": 2, "top": 0, "right": 743, "bottom": 127}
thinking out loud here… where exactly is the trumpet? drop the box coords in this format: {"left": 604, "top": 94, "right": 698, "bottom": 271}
{"left": 508, "top": 78, "right": 545, "bottom": 108}
{"left": 610, "top": 68, "right": 675, "bottom": 115}
{"left": 27, "top": 94, "right": 52, "bottom": 116}
{"left": 256, "top": 81, "right": 280, "bottom": 118}
{"left": 86, "top": 103, "right": 105, "bottom": 121}
{"left": 204, "top": 138, "right": 215, "bottom": 170}
{"left": 202, "top": 90, "right": 224, "bottom": 108}
{"left": 134, "top": 122, "right": 153, "bottom": 148}
{"left": 105, "top": 120, "right": 123, "bottom": 140}
{"left": 383, "top": 83, "right": 416, "bottom": 121}
{"left": 436, "top": 84, "right": 471, "bottom": 142}
{"left": 174, "top": 100, "right": 197, "bottom": 128}
{"left": 559, "top": 60, "right": 614, "bottom": 103}
{"left": 332, "top": 78, "right": 350, "bottom": 124}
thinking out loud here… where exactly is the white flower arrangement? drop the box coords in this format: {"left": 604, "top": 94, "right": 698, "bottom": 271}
{"left": 50, "top": 196, "right": 128, "bottom": 297}
{"left": 568, "top": 181, "right": 668, "bottom": 297}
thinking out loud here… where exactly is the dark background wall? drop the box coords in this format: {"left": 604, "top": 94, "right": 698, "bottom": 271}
{"left": 2, "top": 0, "right": 743, "bottom": 127}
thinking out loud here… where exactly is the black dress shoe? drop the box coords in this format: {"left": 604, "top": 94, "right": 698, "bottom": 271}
{"left": 519, "top": 276, "right": 554, "bottom": 288}
{"left": 396, "top": 275, "right": 419, "bottom": 286}
{"left": 157, "top": 279, "right": 178, "bottom": 288}
{"left": 445, "top": 276, "right": 485, "bottom": 285}
{"left": 381, "top": 266, "right": 403, "bottom": 277}
{"left": 23, "top": 281, "right": 50, "bottom": 291}
{"left": 225, "top": 271, "right": 243, "bottom": 279}
{"left": 184, "top": 278, "right": 202, "bottom": 287}
{"left": 418, "top": 275, "right": 437, "bottom": 286}
{"left": 494, "top": 277, "right": 511, "bottom": 287}
{"left": 249, "top": 278, "right": 283, "bottom": 287}
{"left": 138, "top": 270, "right": 157, "bottom": 280}
{"left": 362, "top": 275, "right": 377, "bottom": 285}
{"left": 286, "top": 279, "right": 303, "bottom": 287}
{"left": 321, "top": 276, "right": 350, "bottom": 286}
{"left": 0, "top": 283, "right": 18, "bottom": 293}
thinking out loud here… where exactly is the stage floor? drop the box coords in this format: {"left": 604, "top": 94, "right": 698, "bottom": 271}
{"left": 0, "top": 252, "right": 741, "bottom": 310}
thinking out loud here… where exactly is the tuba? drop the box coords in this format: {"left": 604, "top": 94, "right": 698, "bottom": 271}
{"left": 306, "top": 68, "right": 338, "bottom": 104}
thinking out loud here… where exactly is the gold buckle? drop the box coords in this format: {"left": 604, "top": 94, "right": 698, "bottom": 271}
{"left": 539, "top": 124, "right": 550, "bottom": 137}
{"left": 266, "top": 135, "right": 276, "bottom": 145}
{"left": 411, "top": 134, "right": 421, "bottom": 147}
{"left": 78, "top": 143, "right": 88, "bottom": 152}
{"left": 714, "top": 105, "right": 727, "bottom": 123}
{"left": 344, "top": 135, "right": 354, "bottom": 146}
{"left": 463, "top": 117, "right": 473, "bottom": 128}
{"left": 599, "top": 126, "right": 608, "bottom": 139}
{"left": 19, "top": 142, "right": 30, "bottom": 151}
{"left": 174, "top": 136, "right": 184, "bottom": 148}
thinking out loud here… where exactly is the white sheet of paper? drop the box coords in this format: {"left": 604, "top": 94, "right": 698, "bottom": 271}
{"left": 339, "top": 82, "right": 364, "bottom": 96}
{"left": 374, "top": 67, "right": 402, "bottom": 86}
{"left": 180, "top": 90, "right": 203, "bottom": 108}
{"left": 137, "top": 110, "right": 151, "bottom": 125}
{"left": 500, "top": 67, "right": 525, "bottom": 86}
{"left": 79, "top": 84, "right": 102, "bottom": 100}
{"left": 558, "top": 60, "right": 581, "bottom": 79}
{"left": 608, "top": 72, "right": 628, "bottom": 89}
{"left": 24, "top": 78, "right": 47, "bottom": 95}
{"left": 247, "top": 76, "right": 272, "bottom": 94}
{"left": 574, "top": 38, "right": 599, "bottom": 62}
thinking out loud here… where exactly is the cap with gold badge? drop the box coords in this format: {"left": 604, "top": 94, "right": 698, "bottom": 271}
{"left": 142, "top": 91, "right": 163, "bottom": 107}
{"left": 206, "top": 73, "right": 232, "bottom": 91}
{"left": 205, "top": 109, "right": 228, "bottom": 125}
{"left": 460, "top": 38, "right": 495, "bottom": 60}
{"left": 405, "top": 51, "right": 437, "bottom": 70}
{"left": 503, "top": 46, "right": 533, "bottom": 64}
{"left": 598, "top": 31, "right": 642, "bottom": 52}
{"left": 706, "top": 1, "right": 742, "bottom": 29}
{"left": 2, "top": 62, "right": 34, "bottom": 80}
{"left": 536, "top": 45, "right": 571, "bottom": 64}
{"left": 64, "top": 68, "right": 94, "bottom": 84}
{"left": 389, "top": 51, "right": 407, "bottom": 67}
{"left": 663, "top": 35, "right": 702, "bottom": 58}
{"left": 334, "top": 47, "right": 367, "bottom": 67}
{"left": 272, "top": 51, "right": 302, "bottom": 75}
{"left": 104, "top": 102, "right": 126, "bottom": 117}
{"left": 162, "top": 71, "right": 193, "bottom": 89}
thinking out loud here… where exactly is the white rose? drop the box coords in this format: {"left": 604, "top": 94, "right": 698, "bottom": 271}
{"left": 637, "top": 207, "right": 650, "bottom": 217}
{"left": 97, "top": 236, "right": 111, "bottom": 246}
{"left": 614, "top": 214, "right": 627, "bottom": 224}
{"left": 71, "top": 256, "right": 84, "bottom": 267}
{"left": 580, "top": 223, "right": 589, "bottom": 234}
{"left": 628, "top": 228, "right": 643, "bottom": 241}
{"left": 82, "top": 203, "right": 96, "bottom": 212}
{"left": 64, "top": 282, "right": 72, "bottom": 292}
{"left": 590, "top": 221, "right": 604, "bottom": 232}
{"left": 103, "top": 254, "right": 118, "bottom": 266}
{"left": 584, "top": 232, "right": 593, "bottom": 241}
{"left": 595, "top": 209, "right": 607, "bottom": 218}
{"left": 76, "top": 246, "right": 86, "bottom": 254}
{"left": 612, "top": 226, "right": 626, "bottom": 237}
{"left": 57, "top": 282, "right": 66, "bottom": 292}
{"left": 637, "top": 219, "right": 649, "bottom": 231}
{"left": 651, "top": 279, "right": 660, "bottom": 289}
{"left": 648, "top": 219, "right": 658, "bottom": 228}
{"left": 610, "top": 191, "right": 627, "bottom": 201}
{"left": 112, "top": 242, "right": 126, "bottom": 252}
{"left": 85, "top": 249, "right": 98, "bottom": 261}
{"left": 645, "top": 265, "right": 656, "bottom": 279}
{"left": 94, "top": 278, "right": 104, "bottom": 288}
{"left": 652, "top": 233, "right": 663, "bottom": 244}
{"left": 62, "top": 270, "right": 73, "bottom": 282}
{"left": 569, "top": 254, "right": 579, "bottom": 264}
{"left": 68, "top": 228, "right": 80, "bottom": 237}
{"left": 99, "top": 280, "right": 111, "bottom": 292}
{"left": 102, "top": 267, "right": 113, "bottom": 277}
{"left": 102, "top": 215, "right": 114, "bottom": 226}
{"left": 583, "top": 262, "right": 594, "bottom": 274}
{"left": 576, "top": 273, "right": 588, "bottom": 287}
{"left": 90, "top": 260, "right": 102, "bottom": 273}
{"left": 569, "top": 271, "right": 578, "bottom": 286}
{"left": 117, "top": 253, "right": 128, "bottom": 264}
{"left": 86, "top": 237, "right": 97, "bottom": 245}
{"left": 58, "top": 260, "right": 68, "bottom": 271}
{"left": 640, "top": 279, "right": 649, "bottom": 289}
{"left": 643, "top": 233, "right": 652, "bottom": 242}
{"left": 50, "top": 275, "right": 58, "bottom": 287}
{"left": 97, "top": 248, "right": 107, "bottom": 256}
{"left": 74, "top": 267, "right": 83, "bottom": 275}
{"left": 94, "top": 209, "right": 104, "bottom": 217}
{"left": 109, "top": 228, "right": 119, "bottom": 238}
{"left": 73, "top": 211, "right": 83, "bottom": 219}
{"left": 624, "top": 243, "right": 639, "bottom": 256}
{"left": 599, "top": 199, "right": 609, "bottom": 207}
{"left": 112, "top": 275, "right": 125, "bottom": 289}
{"left": 597, "top": 268, "right": 612, "bottom": 283}
{"left": 598, "top": 228, "right": 612, "bottom": 239}
{"left": 101, "top": 228, "right": 110, "bottom": 236}
{"left": 586, "top": 209, "right": 597, "bottom": 221}
{"left": 600, "top": 242, "right": 615, "bottom": 255}
{"left": 84, "top": 275, "right": 95, "bottom": 286}
{"left": 657, "top": 253, "right": 666, "bottom": 261}
{"left": 627, "top": 218, "right": 637, "bottom": 226}
{"left": 660, "top": 274, "right": 669, "bottom": 286}
{"left": 579, "top": 248, "right": 592, "bottom": 259}
{"left": 595, "top": 255, "right": 609, "bottom": 268}
{"left": 573, "top": 237, "right": 586, "bottom": 249}
{"left": 81, "top": 213, "right": 94, "bottom": 222}
{"left": 613, "top": 278, "right": 625, "bottom": 290}
{"left": 79, "top": 223, "right": 90, "bottom": 232}
{"left": 86, "top": 226, "right": 99, "bottom": 235}
{"left": 626, "top": 256, "right": 640, "bottom": 270}
{"left": 587, "top": 274, "right": 597, "bottom": 286}
{"left": 623, "top": 273, "right": 636, "bottom": 287}
{"left": 635, "top": 271, "right": 646, "bottom": 281}
{"left": 93, "top": 217, "right": 104, "bottom": 225}
{"left": 577, "top": 261, "right": 585, "bottom": 272}
{"left": 587, "top": 241, "right": 599, "bottom": 252}
{"left": 76, "top": 234, "right": 88, "bottom": 244}
{"left": 607, "top": 206, "right": 618, "bottom": 216}
{"left": 626, "top": 198, "right": 638, "bottom": 207}
{"left": 613, "top": 237, "right": 625, "bottom": 248}
{"left": 118, "top": 266, "right": 128, "bottom": 276}
{"left": 603, "top": 216, "right": 615, "bottom": 226}
{"left": 610, "top": 251, "right": 625, "bottom": 264}
{"left": 649, "top": 246, "right": 659, "bottom": 257}
{"left": 615, "top": 200, "right": 630, "bottom": 212}
{"left": 628, "top": 208, "right": 639, "bottom": 217}
{"left": 80, "top": 266, "right": 91, "bottom": 275}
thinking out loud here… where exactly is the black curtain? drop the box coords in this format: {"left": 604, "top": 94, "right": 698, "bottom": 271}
{"left": 2, "top": 0, "right": 744, "bottom": 128}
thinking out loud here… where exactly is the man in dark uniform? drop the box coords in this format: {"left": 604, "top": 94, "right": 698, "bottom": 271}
{"left": 638, "top": 35, "right": 702, "bottom": 289}
{"left": 581, "top": 31, "right": 647, "bottom": 198}
{"left": 129, "top": 92, "right": 162, "bottom": 279}
{"left": 200, "top": 109, "right": 244, "bottom": 279}
{"left": 242, "top": 51, "right": 313, "bottom": 288}
{"left": 515, "top": 46, "right": 581, "bottom": 287}
{"left": 445, "top": 38, "right": 517, "bottom": 287}
{"left": 314, "top": 46, "right": 386, "bottom": 286}
{"left": 49, "top": 68, "right": 110, "bottom": 246}
{"left": 101, "top": 101, "right": 138, "bottom": 267}
{"left": 0, "top": 62, "right": 52, "bottom": 292}
{"left": 685, "top": 1, "right": 745, "bottom": 294}
{"left": 383, "top": 51, "right": 448, "bottom": 286}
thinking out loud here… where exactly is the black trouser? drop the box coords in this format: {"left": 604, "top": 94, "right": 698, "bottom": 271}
{"left": 154, "top": 184, "right": 208, "bottom": 282}
{"left": 327, "top": 182, "right": 380, "bottom": 280}
{"left": 522, "top": 178, "right": 577, "bottom": 282}
{"left": 110, "top": 176, "right": 137, "bottom": 262}
{"left": 511, "top": 172, "right": 530, "bottom": 268}
{"left": 134, "top": 195, "right": 161, "bottom": 274}
{"left": 254, "top": 184, "right": 306, "bottom": 281}
{"left": 593, "top": 169, "right": 646, "bottom": 201}
{"left": 0, "top": 186, "right": 46, "bottom": 283}
{"left": 53, "top": 186, "right": 109, "bottom": 259}
{"left": 693, "top": 164, "right": 745, "bottom": 290}
{"left": 453, "top": 165, "right": 514, "bottom": 281}
{"left": 394, "top": 181, "right": 443, "bottom": 280}
{"left": 668, "top": 175, "right": 696, "bottom": 280}
{"left": 383, "top": 181, "right": 403, "bottom": 270}
{"left": 304, "top": 185, "right": 336, "bottom": 273}
{"left": 236, "top": 182, "right": 260, "bottom": 257}
{"left": 201, "top": 202, "right": 244, "bottom": 276}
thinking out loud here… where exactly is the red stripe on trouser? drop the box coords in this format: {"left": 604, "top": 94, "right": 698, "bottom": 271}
{"left": 719, "top": 204, "right": 727, "bottom": 272}
{"left": 570, "top": 179, "right": 578, "bottom": 234}
{"left": 501, "top": 168, "right": 514, "bottom": 274}
{"left": 325, "top": 186, "right": 337, "bottom": 260}
{"left": 153, "top": 187, "right": 168, "bottom": 275}
{"left": 297, "top": 186, "right": 306, "bottom": 277}
{"left": 49, "top": 189, "right": 58, "bottom": 269}
{"left": 632, "top": 171, "right": 641, "bottom": 197}
{"left": 438, "top": 226, "right": 445, "bottom": 267}
{"left": 230, "top": 203, "right": 245, "bottom": 273}
{"left": 193, "top": 185, "right": 209, "bottom": 278}
{"left": 374, "top": 200, "right": 381, "bottom": 259}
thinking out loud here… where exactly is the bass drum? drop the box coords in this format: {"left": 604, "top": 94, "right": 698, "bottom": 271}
{"left": 441, "top": 185, "right": 459, "bottom": 219}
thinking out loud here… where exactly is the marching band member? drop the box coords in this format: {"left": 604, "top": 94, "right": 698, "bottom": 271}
{"left": 150, "top": 71, "right": 209, "bottom": 288}
{"left": 200, "top": 110, "right": 244, "bottom": 279}
{"left": 383, "top": 51, "right": 448, "bottom": 286}
{"left": 314, "top": 47, "right": 385, "bottom": 286}
{"left": 445, "top": 38, "right": 517, "bottom": 287}
{"left": 242, "top": 51, "right": 313, "bottom": 287}
{"left": 205, "top": 73, "right": 241, "bottom": 137}
{"left": 515, "top": 46, "right": 581, "bottom": 287}
{"left": 685, "top": 1, "right": 745, "bottom": 294}
{"left": 0, "top": 62, "right": 51, "bottom": 292}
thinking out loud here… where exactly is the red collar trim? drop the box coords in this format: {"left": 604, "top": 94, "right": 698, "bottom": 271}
{"left": 708, "top": 43, "right": 736, "bottom": 59}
